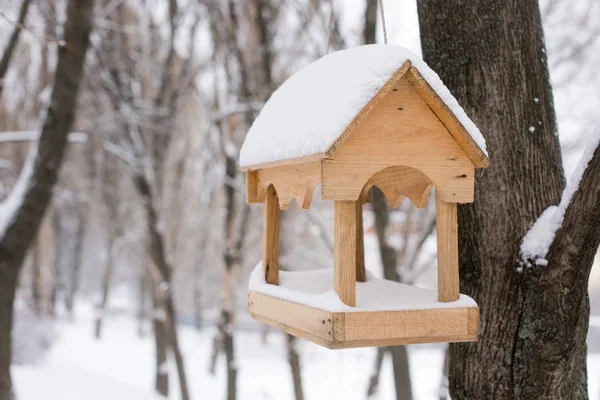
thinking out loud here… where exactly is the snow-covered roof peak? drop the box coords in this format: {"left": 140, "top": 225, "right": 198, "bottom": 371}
{"left": 239, "top": 44, "right": 487, "bottom": 169}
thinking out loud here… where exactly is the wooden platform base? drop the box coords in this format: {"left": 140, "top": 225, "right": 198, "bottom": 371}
{"left": 248, "top": 290, "right": 479, "bottom": 349}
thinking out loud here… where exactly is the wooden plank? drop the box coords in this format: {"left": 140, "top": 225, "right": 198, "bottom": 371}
{"left": 248, "top": 291, "right": 335, "bottom": 341}
{"left": 327, "top": 333, "right": 477, "bottom": 349}
{"left": 356, "top": 201, "right": 365, "bottom": 282}
{"left": 436, "top": 191, "right": 460, "bottom": 302}
{"left": 248, "top": 291, "right": 478, "bottom": 349}
{"left": 334, "top": 201, "right": 357, "bottom": 306}
{"left": 342, "top": 307, "right": 472, "bottom": 341}
{"left": 327, "top": 61, "right": 412, "bottom": 156}
{"left": 246, "top": 170, "right": 259, "bottom": 203}
{"left": 405, "top": 67, "right": 490, "bottom": 168}
{"left": 241, "top": 152, "right": 326, "bottom": 172}
{"left": 257, "top": 160, "right": 321, "bottom": 209}
{"left": 251, "top": 312, "right": 338, "bottom": 348}
{"left": 321, "top": 76, "right": 475, "bottom": 204}
{"left": 263, "top": 185, "right": 280, "bottom": 285}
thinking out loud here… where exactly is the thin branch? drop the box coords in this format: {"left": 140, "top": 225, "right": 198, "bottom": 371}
{"left": 0, "top": 0, "right": 34, "bottom": 95}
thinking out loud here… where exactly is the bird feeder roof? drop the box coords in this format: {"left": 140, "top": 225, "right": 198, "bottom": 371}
{"left": 239, "top": 44, "right": 489, "bottom": 170}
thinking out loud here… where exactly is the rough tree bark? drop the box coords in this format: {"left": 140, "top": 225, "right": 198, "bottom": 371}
{"left": 0, "top": 0, "right": 33, "bottom": 97}
{"left": 0, "top": 0, "right": 93, "bottom": 398}
{"left": 418, "top": 1, "right": 600, "bottom": 398}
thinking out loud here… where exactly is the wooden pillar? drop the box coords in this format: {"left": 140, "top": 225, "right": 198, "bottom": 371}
{"left": 356, "top": 200, "right": 366, "bottom": 282}
{"left": 435, "top": 192, "right": 460, "bottom": 302}
{"left": 334, "top": 200, "right": 358, "bottom": 306}
{"left": 263, "top": 185, "right": 280, "bottom": 285}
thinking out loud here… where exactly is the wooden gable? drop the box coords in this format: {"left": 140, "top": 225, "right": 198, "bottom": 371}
{"left": 321, "top": 64, "right": 482, "bottom": 204}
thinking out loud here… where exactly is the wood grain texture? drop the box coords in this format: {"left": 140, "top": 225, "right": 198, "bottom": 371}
{"left": 405, "top": 68, "right": 489, "bottom": 168}
{"left": 342, "top": 306, "right": 476, "bottom": 341}
{"left": 361, "top": 165, "right": 434, "bottom": 208}
{"left": 327, "top": 61, "right": 412, "bottom": 156}
{"left": 246, "top": 170, "right": 258, "bottom": 203}
{"left": 248, "top": 291, "right": 479, "bottom": 349}
{"left": 436, "top": 191, "right": 460, "bottom": 302}
{"left": 262, "top": 185, "right": 280, "bottom": 285}
{"left": 322, "top": 77, "right": 475, "bottom": 203}
{"left": 334, "top": 201, "right": 357, "bottom": 306}
{"left": 256, "top": 161, "right": 320, "bottom": 209}
{"left": 248, "top": 291, "right": 334, "bottom": 341}
{"left": 240, "top": 152, "right": 325, "bottom": 171}
{"left": 356, "top": 201, "right": 366, "bottom": 282}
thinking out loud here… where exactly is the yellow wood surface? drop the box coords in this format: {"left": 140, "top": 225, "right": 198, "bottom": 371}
{"left": 248, "top": 291, "right": 334, "bottom": 341}
{"left": 241, "top": 152, "right": 325, "bottom": 172}
{"left": 248, "top": 290, "right": 478, "bottom": 349}
{"left": 322, "top": 75, "right": 475, "bottom": 204}
{"left": 334, "top": 200, "right": 358, "bottom": 306}
{"left": 263, "top": 185, "right": 280, "bottom": 285}
{"left": 246, "top": 170, "right": 258, "bottom": 203}
{"left": 436, "top": 191, "right": 460, "bottom": 302}
{"left": 356, "top": 201, "right": 366, "bottom": 282}
{"left": 254, "top": 161, "right": 320, "bottom": 209}
{"left": 405, "top": 67, "right": 489, "bottom": 168}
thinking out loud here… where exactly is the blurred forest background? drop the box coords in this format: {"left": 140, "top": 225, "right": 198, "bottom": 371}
{"left": 0, "top": 0, "right": 599, "bottom": 399}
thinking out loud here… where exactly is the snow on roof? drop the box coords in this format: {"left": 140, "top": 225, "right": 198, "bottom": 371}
{"left": 239, "top": 44, "right": 487, "bottom": 169}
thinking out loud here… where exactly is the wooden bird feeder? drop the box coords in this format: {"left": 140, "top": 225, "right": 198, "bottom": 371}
{"left": 240, "top": 45, "right": 489, "bottom": 349}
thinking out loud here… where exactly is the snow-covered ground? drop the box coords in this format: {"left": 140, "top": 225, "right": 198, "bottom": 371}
{"left": 11, "top": 305, "right": 600, "bottom": 400}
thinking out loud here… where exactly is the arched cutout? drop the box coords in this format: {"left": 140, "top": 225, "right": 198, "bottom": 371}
{"left": 361, "top": 165, "right": 433, "bottom": 208}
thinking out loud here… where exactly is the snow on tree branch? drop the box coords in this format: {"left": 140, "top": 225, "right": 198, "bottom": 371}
{"left": 520, "top": 125, "right": 600, "bottom": 268}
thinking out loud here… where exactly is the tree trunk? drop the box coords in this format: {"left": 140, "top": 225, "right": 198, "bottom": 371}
{"left": 94, "top": 236, "right": 115, "bottom": 339}
{"left": 133, "top": 173, "right": 190, "bottom": 400}
{"left": 0, "top": 0, "right": 93, "bottom": 397}
{"left": 152, "top": 289, "right": 169, "bottom": 397}
{"left": 193, "top": 260, "right": 202, "bottom": 330}
{"left": 165, "top": 295, "right": 191, "bottom": 400}
{"left": 65, "top": 209, "right": 85, "bottom": 315}
{"left": 286, "top": 334, "right": 304, "bottom": 400}
{"left": 367, "top": 347, "right": 385, "bottom": 398}
{"left": 417, "top": 0, "right": 600, "bottom": 398}
{"left": 31, "top": 233, "right": 42, "bottom": 316}
{"left": 138, "top": 269, "right": 149, "bottom": 337}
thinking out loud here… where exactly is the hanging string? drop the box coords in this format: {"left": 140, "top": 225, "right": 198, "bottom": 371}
{"left": 326, "top": 0, "right": 335, "bottom": 53}
{"left": 378, "top": 0, "right": 388, "bottom": 44}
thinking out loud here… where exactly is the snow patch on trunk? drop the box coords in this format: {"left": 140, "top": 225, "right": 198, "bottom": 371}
{"left": 520, "top": 126, "right": 600, "bottom": 266}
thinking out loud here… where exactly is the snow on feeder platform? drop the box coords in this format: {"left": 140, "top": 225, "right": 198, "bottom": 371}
{"left": 240, "top": 44, "right": 489, "bottom": 349}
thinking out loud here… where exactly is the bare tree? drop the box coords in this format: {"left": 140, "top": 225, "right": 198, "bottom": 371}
{"left": 418, "top": 0, "right": 600, "bottom": 398}
{"left": 0, "top": 0, "right": 33, "bottom": 97}
{"left": 84, "top": 1, "right": 203, "bottom": 398}
{"left": 0, "top": 0, "right": 94, "bottom": 397}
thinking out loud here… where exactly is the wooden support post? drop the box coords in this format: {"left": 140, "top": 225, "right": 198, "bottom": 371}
{"left": 435, "top": 192, "right": 460, "bottom": 302}
{"left": 334, "top": 200, "right": 357, "bottom": 306}
{"left": 356, "top": 201, "right": 366, "bottom": 282}
{"left": 263, "top": 185, "right": 280, "bottom": 285}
